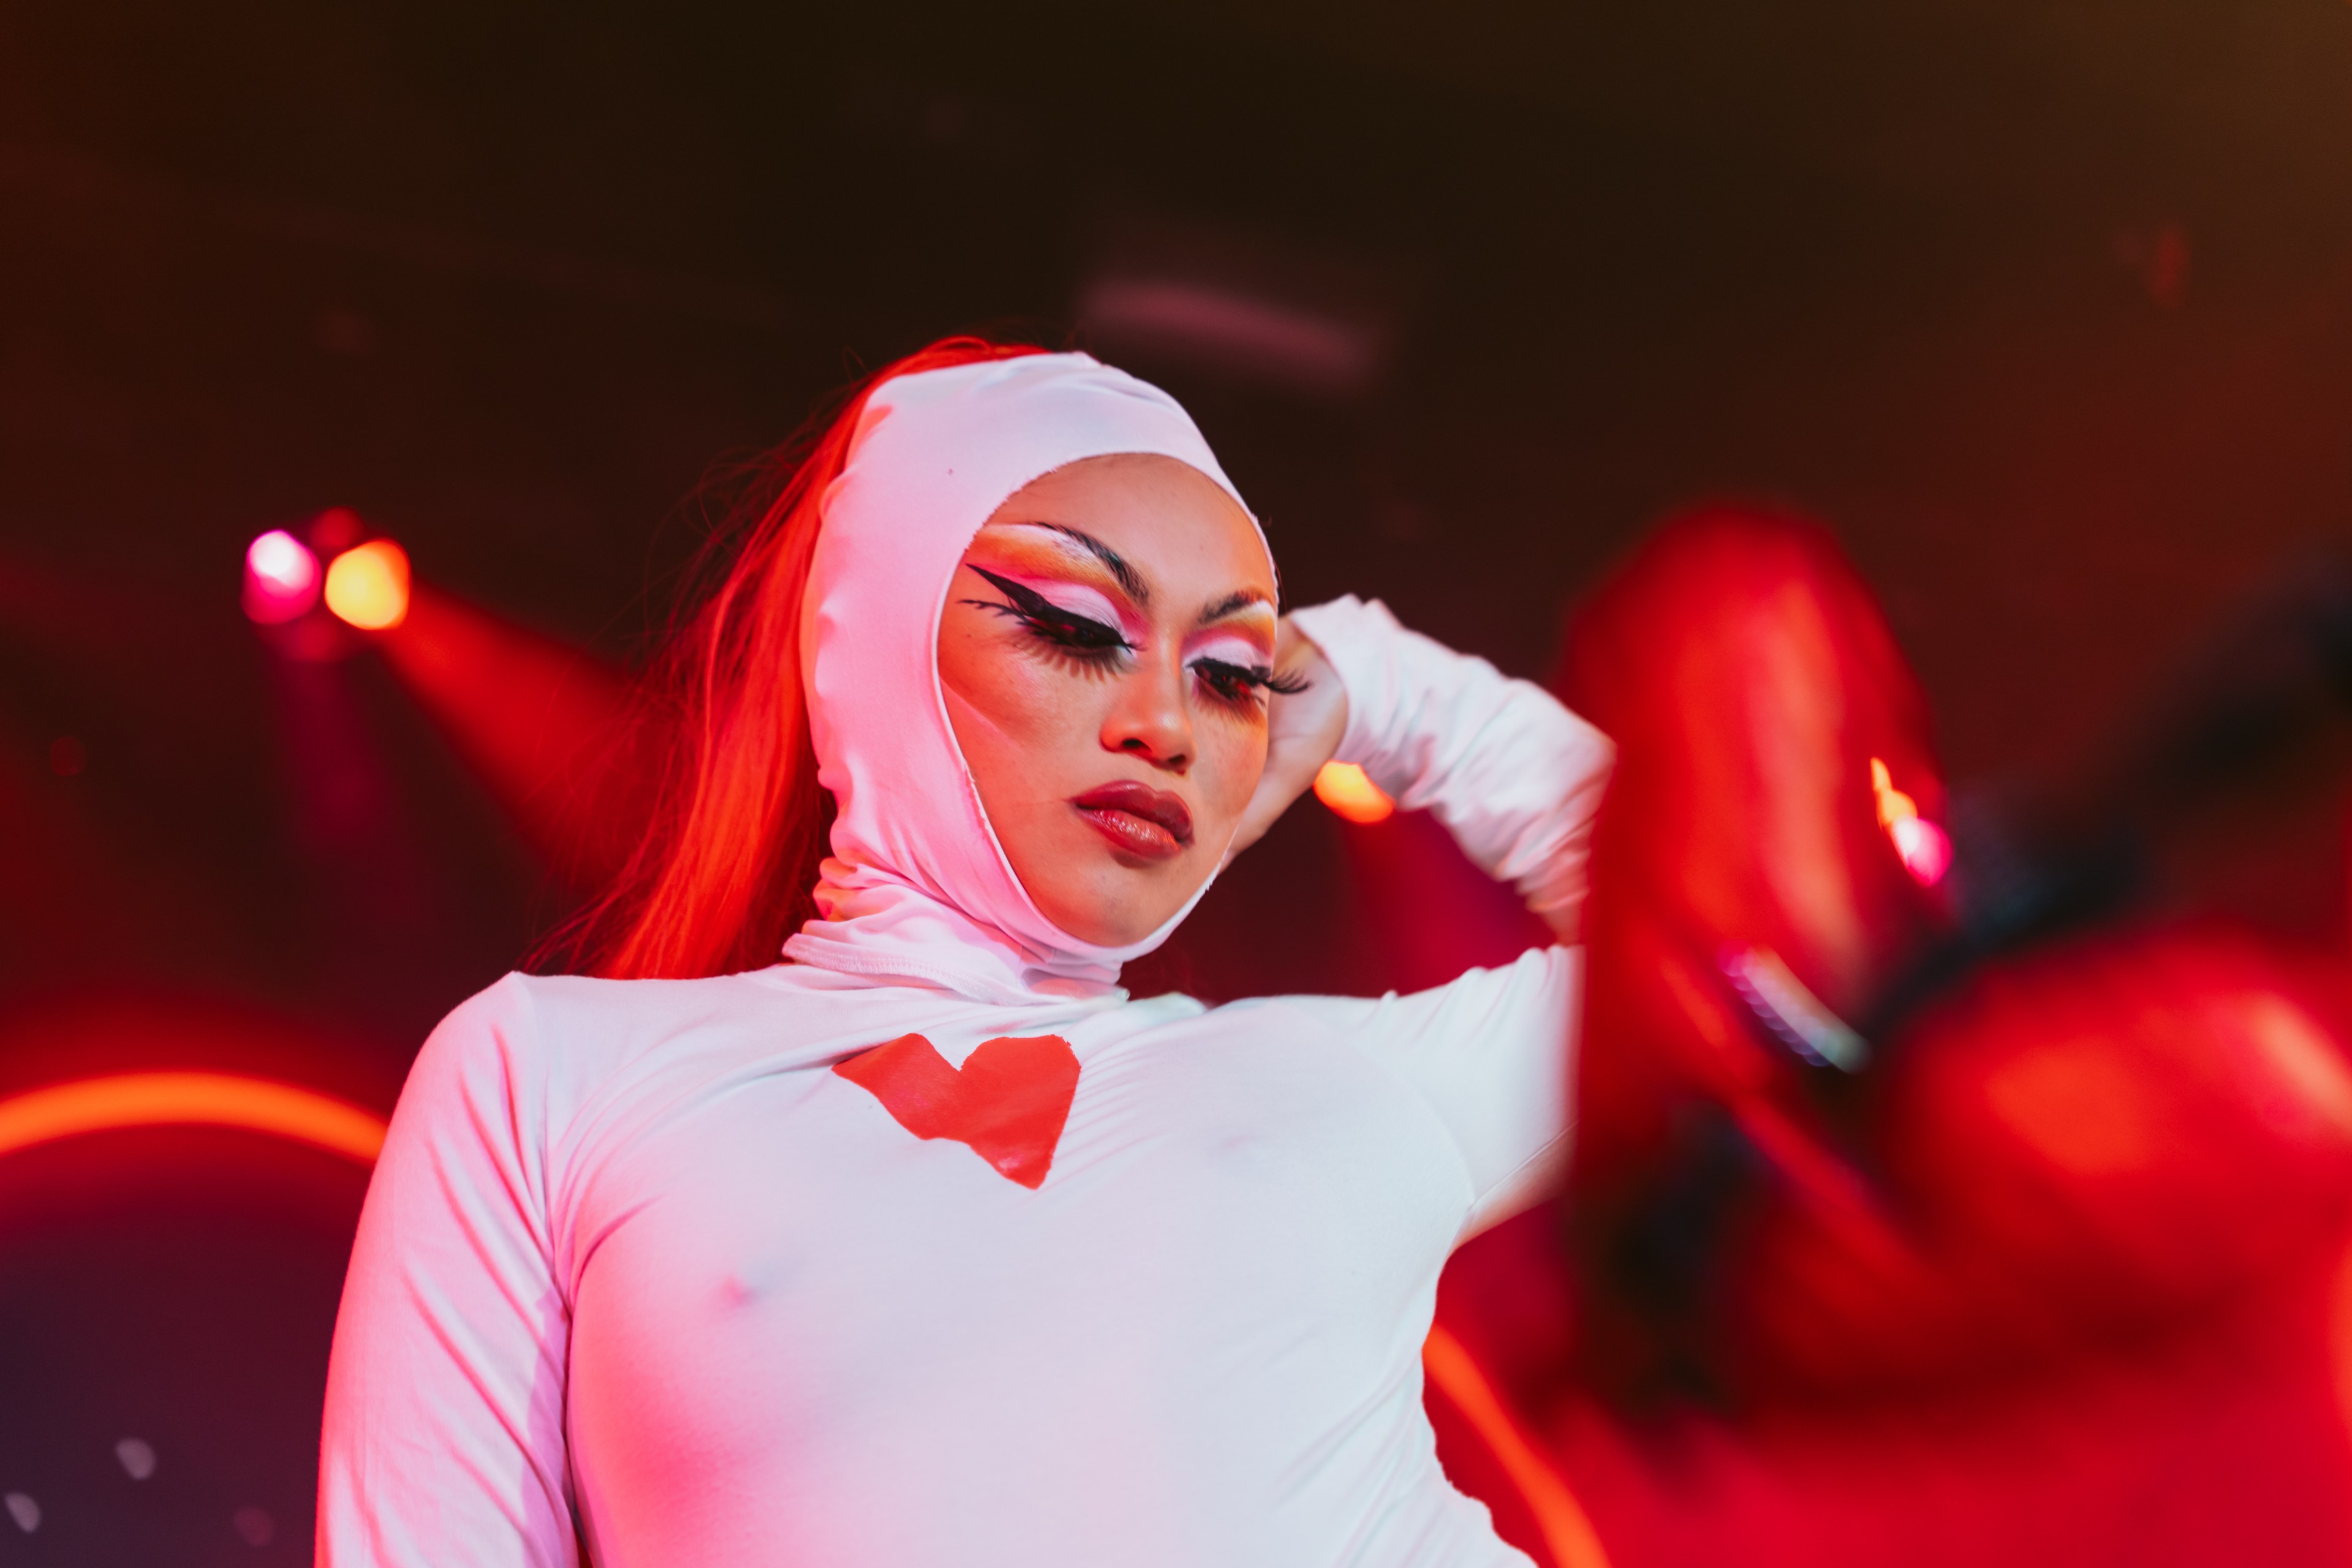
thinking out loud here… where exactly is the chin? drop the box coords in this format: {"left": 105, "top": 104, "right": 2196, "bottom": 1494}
{"left": 1040, "top": 859, "right": 1200, "bottom": 949}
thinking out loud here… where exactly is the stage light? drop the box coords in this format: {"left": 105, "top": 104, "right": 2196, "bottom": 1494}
{"left": 1315, "top": 761, "right": 1396, "bottom": 824}
{"left": 0, "top": 1072, "right": 387, "bottom": 1167}
{"left": 1870, "top": 757, "right": 1951, "bottom": 886}
{"left": 324, "top": 539, "right": 410, "bottom": 630}
{"left": 242, "top": 530, "right": 320, "bottom": 624}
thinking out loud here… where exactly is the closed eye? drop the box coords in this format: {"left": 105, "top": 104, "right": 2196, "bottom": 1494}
{"left": 964, "top": 567, "right": 1133, "bottom": 657}
{"left": 1189, "top": 656, "right": 1310, "bottom": 708}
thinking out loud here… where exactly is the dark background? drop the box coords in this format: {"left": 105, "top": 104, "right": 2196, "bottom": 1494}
{"left": 1, "top": 1, "right": 2349, "bottom": 1559}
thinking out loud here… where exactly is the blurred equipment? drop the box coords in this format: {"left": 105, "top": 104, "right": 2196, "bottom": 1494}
{"left": 1556, "top": 509, "right": 2352, "bottom": 1404}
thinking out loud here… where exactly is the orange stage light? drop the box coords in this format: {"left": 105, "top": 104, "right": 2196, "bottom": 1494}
{"left": 0, "top": 1072, "right": 387, "bottom": 1167}
{"left": 324, "top": 540, "right": 412, "bottom": 630}
{"left": 1315, "top": 761, "right": 1396, "bottom": 824}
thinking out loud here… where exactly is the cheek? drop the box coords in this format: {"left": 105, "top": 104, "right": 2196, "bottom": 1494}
{"left": 1192, "top": 715, "right": 1269, "bottom": 821}
{"left": 939, "top": 628, "right": 1102, "bottom": 788}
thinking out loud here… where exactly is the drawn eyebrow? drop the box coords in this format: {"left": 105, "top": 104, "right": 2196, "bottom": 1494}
{"left": 1018, "top": 522, "right": 1149, "bottom": 605}
{"left": 1197, "top": 589, "right": 1274, "bottom": 626}
{"left": 995, "top": 520, "right": 1269, "bottom": 625}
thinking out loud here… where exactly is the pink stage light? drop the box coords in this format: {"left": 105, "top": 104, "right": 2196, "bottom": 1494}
{"left": 0, "top": 1072, "right": 387, "bottom": 1167}
{"left": 242, "top": 530, "right": 322, "bottom": 624}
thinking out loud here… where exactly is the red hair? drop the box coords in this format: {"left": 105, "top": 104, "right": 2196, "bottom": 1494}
{"left": 557, "top": 337, "right": 1049, "bottom": 979}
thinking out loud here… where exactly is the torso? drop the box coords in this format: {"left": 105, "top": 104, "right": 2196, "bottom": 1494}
{"left": 533, "top": 968, "right": 1524, "bottom": 1567}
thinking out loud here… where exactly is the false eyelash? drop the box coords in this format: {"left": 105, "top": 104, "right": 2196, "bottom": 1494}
{"left": 966, "top": 567, "right": 1133, "bottom": 654}
{"left": 1192, "top": 657, "right": 1313, "bottom": 700}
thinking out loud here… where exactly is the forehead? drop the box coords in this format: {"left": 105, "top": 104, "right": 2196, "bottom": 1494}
{"left": 980, "top": 453, "right": 1273, "bottom": 592}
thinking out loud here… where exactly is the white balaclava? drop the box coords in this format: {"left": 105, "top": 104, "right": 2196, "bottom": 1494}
{"left": 781, "top": 352, "right": 1268, "bottom": 1006}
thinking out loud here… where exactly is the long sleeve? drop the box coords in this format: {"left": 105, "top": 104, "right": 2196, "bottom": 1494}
{"left": 1287, "top": 595, "right": 1613, "bottom": 940}
{"left": 318, "top": 974, "right": 580, "bottom": 1567}
{"left": 1281, "top": 596, "right": 1613, "bottom": 1234}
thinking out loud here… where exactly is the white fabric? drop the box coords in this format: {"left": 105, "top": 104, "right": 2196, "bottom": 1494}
{"left": 319, "top": 601, "right": 1614, "bottom": 1568}
{"left": 1290, "top": 597, "right": 1613, "bottom": 940}
{"left": 783, "top": 351, "right": 1268, "bottom": 1006}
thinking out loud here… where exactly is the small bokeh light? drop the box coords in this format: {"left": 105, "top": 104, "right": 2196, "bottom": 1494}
{"left": 1871, "top": 756, "right": 1953, "bottom": 886}
{"left": 1314, "top": 761, "right": 1395, "bottom": 824}
{"left": 323, "top": 540, "right": 411, "bottom": 631}
{"left": 241, "top": 530, "right": 321, "bottom": 625}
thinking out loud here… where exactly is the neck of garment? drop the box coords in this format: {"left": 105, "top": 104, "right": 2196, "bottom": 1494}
{"left": 782, "top": 857, "right": 1132, "bottom": 1009}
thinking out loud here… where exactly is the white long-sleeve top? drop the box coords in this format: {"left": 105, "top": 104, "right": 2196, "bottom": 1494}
{"left": 317, "top": 597, "right": 1613, "bottom": 1568}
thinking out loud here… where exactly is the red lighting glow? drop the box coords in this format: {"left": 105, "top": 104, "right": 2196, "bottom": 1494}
{"left": 325, "top": 539, "right": 412, "bottom": 630}
{"left": 243, "top": 530, "right": 322, "bottom": 624}
{"left": 1423, "top": 1324, "right": 1613, "bottom": 1568}
{"left": 1315, "top": 761, "right": 1396, "bottom": 824}
{"left": 0, "top": 1072, "right": 387, "bottom": 1167}
{"left": 1871, "top": 757, "right": 1951, "bottom": 886}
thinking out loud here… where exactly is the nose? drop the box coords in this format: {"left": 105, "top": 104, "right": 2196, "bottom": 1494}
{"left": 1100, "top": 649, "right": 1194, "bottom": 774}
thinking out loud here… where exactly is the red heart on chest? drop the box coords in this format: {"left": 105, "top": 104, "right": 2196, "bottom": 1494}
{"left": 834, "top": 1032, "right": 1080, "bottom": 1189}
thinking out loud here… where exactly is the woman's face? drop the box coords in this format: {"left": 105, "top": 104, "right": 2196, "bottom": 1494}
{"left": 938, "top": 453, "right": 1281, "bottom": 947}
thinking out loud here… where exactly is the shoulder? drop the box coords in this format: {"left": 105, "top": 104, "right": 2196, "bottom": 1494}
{"left": 1209, "top": 944, "right": 1579, "bottom": 1041}
{"left": 406, "top": 967, "right": 823, "bottom": 1122}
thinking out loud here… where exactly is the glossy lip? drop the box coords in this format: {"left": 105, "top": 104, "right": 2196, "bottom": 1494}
{"left": 1070, "top": 780, "right": 1195, "bottom": 862}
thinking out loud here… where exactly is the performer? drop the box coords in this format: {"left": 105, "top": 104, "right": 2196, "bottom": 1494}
{"left": 316, "top": 341, "right": 1613, "bottom": 1566}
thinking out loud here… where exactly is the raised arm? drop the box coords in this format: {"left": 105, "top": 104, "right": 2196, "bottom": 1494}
{"left": 1288, "top": 594, "right": 1612, "bottom": 940}
{"left": 1239, "top": 596, "right": 1613, "bottom": 1237}
{"left": 317, "top": 976, "right": 580, "bottom": 1567}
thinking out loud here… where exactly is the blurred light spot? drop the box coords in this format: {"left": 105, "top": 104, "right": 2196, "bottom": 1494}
{"left": 1986, "top": 1045, "right": 2152, "bottom": 1174}
{"left": 1889, "top": 815, "right": 1953, "bottom": 886}
{"left": 1314, "top": 761, "right": 1394, "bottom": 824}
{"left": 0, "top": 1072, "right": 387, "bottom": 1166}
{"left": 4, "top": 1494, "right": 36, "bottom": 1533}
{"left": 2244, "top": 995, "right": 2352, "bottom": 1140}
{"left": 1870, "top": 756, "right": 1949, "bottom": 885}
{"left": 243, "top": 530, "right": 320, "bottom": 624}
{"left": 324, "top": 539, "right": 410, "bottom": 630}
{"left": 233, "top": 1506, "right": 275, "bottom": 1547}
{"left": 47, "top": 737, "right": 85, "bottom": 777}
{"left": 115, "top": 1438, "right": 155, "bottom": 1480}
{"left": 1869, "top": 758, "right": 1913, "bottom": 824}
